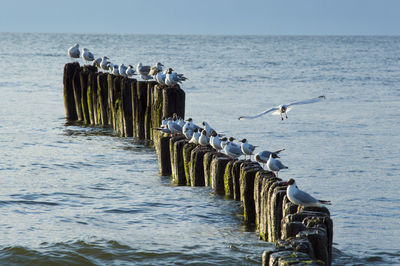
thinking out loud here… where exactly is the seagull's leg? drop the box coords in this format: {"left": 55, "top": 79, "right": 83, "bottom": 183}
{"left": 285, "top": 113, "right": 288, "bottom": 119}
{"left": 280, "top": 113, "right": 284, "bottom": 120}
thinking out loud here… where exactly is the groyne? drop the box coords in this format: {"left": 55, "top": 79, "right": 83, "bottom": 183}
{"left": 63, "top": 63, "right": 333, "bottom": 265}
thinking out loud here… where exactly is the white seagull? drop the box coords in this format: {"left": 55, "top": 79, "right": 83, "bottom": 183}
{"left": 92, "top": 57, "right": 102, "bottom": 68}
{"left": 255, "top": 149, "right": 285, "bottom": 169}
{"left": 240, "top": 139, "right": 257, "bottom": 160}
{"left": 224, "top": 141, "right": 243, "bottom": 159}
{"left": 81, "top": 48, "right": 95, "bottom": 64}
{"left": 165, "top": 68, "right": 187, "bottom": 87}
{"left": 202, "top": 121, "right": 216, "bottom": 137}
{"left": 198, "top": 130, "right": 210, "bottom": 146}
{"left": 111, "top": 64, "right": 119, "bottom": 75}
{"left": 285, "top": 179, "right": 331, "bottom": 207}
{"left": 189, "top": 128, "right": 201, "bottom": 144}
{"left": 67, "top": 43, "right": 80, "bottom": 60}
{"left": 126, "top": 65, "right": 136, "bottom": 78}
{"left": 210, "top": 131, "right": 224, "bottom": 151}
{"left": 238, "top": 95, "right": 326, "bottom": 121}
{"left": 136, "top": 62, "right": 153, "bottom": 80}
{"left": 266, "top": 153, "right": 288, "bottom": 177}
{"left": 100, "top": 56, "right": 110, "bottom": 71}
{"left": 119, "top": 64, "right": 128, "bottom": 77}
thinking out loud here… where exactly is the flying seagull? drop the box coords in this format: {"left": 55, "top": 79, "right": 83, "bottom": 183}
{"left": 238, "top": 95, "right": 326, "bottom": 121}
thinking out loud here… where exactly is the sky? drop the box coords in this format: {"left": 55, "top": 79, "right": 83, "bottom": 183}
{"left": 0, "top": 0, "right": 399, "bottom": 35}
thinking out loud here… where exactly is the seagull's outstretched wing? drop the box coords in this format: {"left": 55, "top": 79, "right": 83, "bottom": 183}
{"left": 238, "top": 107, "right": 278, "bottom": 120}
{"left": 287, "top": 95, "right": 326, "bottom": 107}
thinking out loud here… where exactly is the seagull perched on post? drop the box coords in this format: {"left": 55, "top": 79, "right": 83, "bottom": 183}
{"left": 284, "top": 179, "right": 331, "bottom": 207}
{"left": 67, "top": 43, "right": 80, "bottom": 60}
{"left": 148, "top": 62, "right": 164, "bottom": 75}
{"left": 126, "top": 65, "right": 136, "bottom": 78}
{"left": 240, "top": 139, "right": 257, "bottom": 160}
{"left": 165, "top": 68, "right": 187, "bottom": 87}
{"left": 81, "top": 48, "right": 95, "bottom": 65}
{"left": 136, "top": 62, "right": 153, "bottom": 80}
{"left": 238, "top": 95, "right": 326, "bottom": 121}
{"left": 266, "top": 153, "right": 288, "bottom": 177}
{"left": 254, "top": 149, "right": 285, "bottom": 169}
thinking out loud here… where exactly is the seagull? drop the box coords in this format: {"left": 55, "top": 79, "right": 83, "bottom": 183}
{"left": 92, "top": 57, "right": 102, "bottom": 68}
{"left": 167, "top": 118, "right": 182, "bottom": 135}
{"left": 266, "top": 153, "right": 288, "bottom": 177}
{"left": 136, "top": 62, "right": 153, "bottom": 80}
{"left": 255, "top": 149, "right": 285, "bottom": 169}
{"left": 149, "top": 62, "right": 164, "bottom": 75}
{"left": 210, "top": 131, "right": 224, "bottom": 151}
{"left": 189, "top": 128, "right": 201, "bottom": 144}
{"left": 100, "top": 57, "right": 110, "bottom": 71}
{"left": 155, "top": 71, "right": 166, "bottom": 86}
{"left": 238, "top": 95, "right": 326, "bottom": 121}
{"left": 119, "top": 64, "right": 128, "bottom": 77}
{"left": 198, "top": 130, "right": 210, "bottom": 146}
{"left": 240, "top": 139, "right": 257, "bottom": 160}
{"left": 224, "top": 141, "right": 243, "bottom": 159}
{"left": 165, "top": 68, "right": 187, "bottom": 87}
{"left": 111, "top": 64, "right": 119, "bottom": 75}
{"left": 285, "top": 179, "right": 331, "bottom": 207}
{"left": 81, "top": 48, "right": 95, "bottom": 64}
{"left": 67, "top": 43, "right": 80, "bottom": 60}
{"left": 126, "top": 65, "right": 136, "bottom": 78}
{"left": 202, "top": 121, "right": 216, "bottom": 137}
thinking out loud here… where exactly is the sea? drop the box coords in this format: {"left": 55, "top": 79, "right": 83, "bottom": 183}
{"left": 0, "top": 33, "right": 399, "bottom": 265}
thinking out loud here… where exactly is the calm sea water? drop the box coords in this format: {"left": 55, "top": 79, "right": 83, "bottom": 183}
{"left": 0, "top": 33, "right": 399, "bottom": 265}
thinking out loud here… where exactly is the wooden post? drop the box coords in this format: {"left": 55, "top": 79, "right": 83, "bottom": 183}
{"left": 203, "top": 151, "right": 217, "bottom": 187}
{"left": 210, "top": 156, "right": 231, "bottom": 194}
{"left": 113, "top": 76, "right": 123, "bottom": 135}
{"left": 107, "top": 74, "right": 116, "bottom": 127}
{"left": 71, "top": 66, "right": 83, "bottom": 121}
{"left": 96, "top": 73, "right": 109, "bottom": 126}
{"left": 190, "top": 145, "right": 212, "bottom": 186}
{"left": 87, "top": 70, "right": 97, "bottom": 125}
{"left": 240, "top": 161, "right": 262, "bottom": 224}
{"left": 182, "top": 142, "right": 197, "bottom": 186}
{"left": 63, "top": 62, "right": 80, "bottom": 120}
{"left": 121, "top": 78, "right": 133, "bottom": 137}
{"left": 157, "top": 135, "right": 172, "bottom": 176}
{"left": 145, "top": 81, "right": 157, "bottom": 140}
{"left": 232, "top": 160, "right": 245, "bottom": 201}
{"left": 223, "top": 160, "right": 235, "bottom": 198}
{"left": 162, "top": 85, "right": 185, "bottom": 119}
{"left": 135, "top": 81, "right": 147, "bottom": 139}
{"left": 266, "top": 181, "right": 286, "bottom": 242}
{"left": 170, "top": 136, "right": 187, "bottom": 184}
{"left": 80, "top": 67, "right": 91, "bottom": 124}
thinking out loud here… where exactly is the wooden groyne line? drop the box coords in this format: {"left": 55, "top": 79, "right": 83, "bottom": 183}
{"left": 63, "top": 62, "right": 185, "bottom": 142}
{"left": 63, "top": 63, "right": 333, "bottom": 265}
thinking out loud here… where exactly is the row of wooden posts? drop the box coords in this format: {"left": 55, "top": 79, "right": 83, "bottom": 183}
{"left": 63, "top": 63, "right": 333, "bottom": 265}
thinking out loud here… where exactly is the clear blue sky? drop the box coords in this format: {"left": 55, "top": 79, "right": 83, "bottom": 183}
{"left": 1, "top": 0, "right": 399, "bottom": 35}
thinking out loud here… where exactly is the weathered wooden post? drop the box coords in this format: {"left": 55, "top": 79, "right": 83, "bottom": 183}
{"left": 170, "top": 136, "right": 186, "bottom": 184}
{"left": 182, "top": 142, "right": 197, "bottom": 185}
{"left": 203, "top": 151, "right": 217, "bottom": 187}
{"left": 268, "top": 181, "right": 287, "bottom": 242}
{"left": 254, "top": 170, "right": 275, "bottom": 231}
{"left": 113, "top": 76, "right": 123, "bottom": 135}
{"left": 80, "top": 67, "right": 91, "bottom": 124}
{"left": 135, "top": 81, "right": 147, "bottom": 139}
{"left": 240, "top": 161, "right": 262, "bottom": 224}
{"left": 162, "top": 85, "right": 185, "bottom": 119}
{"left": 107, "top": 74, "right": 116, "bottom": 127}
{"left": 223, "top": 160, "right": 235, "bottom": 198}
{"left": 232, "top": 160, "right": 245, "bottom": 201}
{"left": 63, "top": 62, "right": 80, "bottom": 120}
{"left": 210, "top": 156, "right": 231, "bottom": 194}
{"left": 96, "top": 73, "right": 109, "bottom": 126}
{"left": 157, "top": 135, "right": 172, "bottom": 176}
{"left": 121, "top": 78, "right": 133, "bottom": 137}
{"left": 190, "top": 145, "right": 212, "bottom": 186}
{"left": 87, "top": 70, "right": 97, "bottom": 125}
{"left": 145, "top": 81, "right": 157, "bottom": 140}
{"left": 71, "top": 66, "right": 83, "bottom": 121}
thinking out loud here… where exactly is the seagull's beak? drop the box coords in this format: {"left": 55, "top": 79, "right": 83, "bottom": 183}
{"left": 281, "top": 182, "right": 288, "bottom": 186}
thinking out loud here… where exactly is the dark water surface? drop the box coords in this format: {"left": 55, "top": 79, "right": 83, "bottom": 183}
{"left": 0, "top": 33, "right": 399, "bottom": 265}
